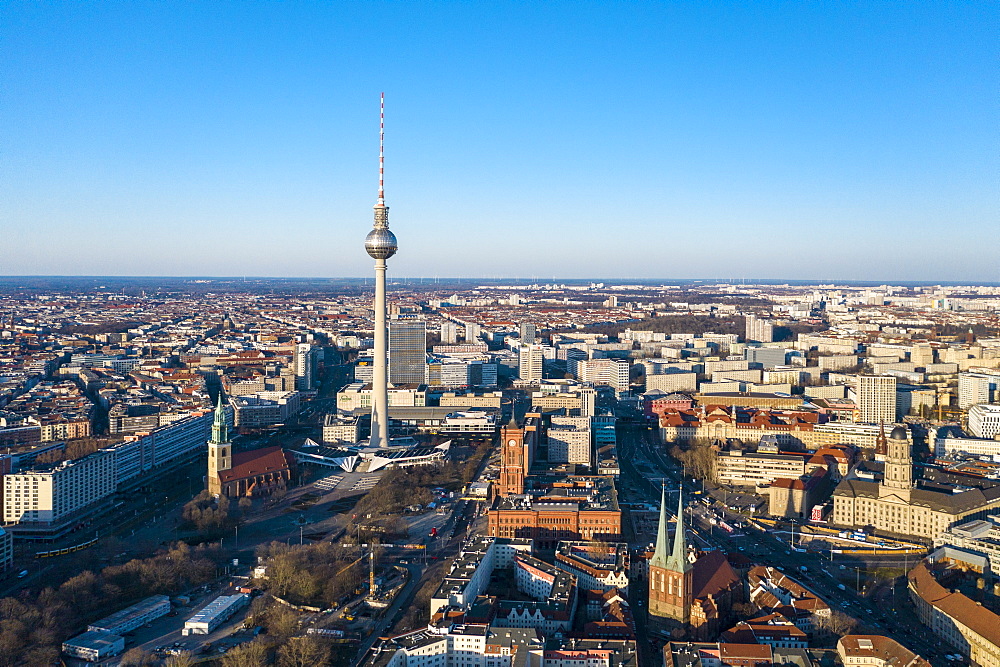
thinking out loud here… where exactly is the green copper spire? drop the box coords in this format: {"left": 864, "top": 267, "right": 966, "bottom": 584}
{"left": 651, "top": 483, "right": 670, "bottom": 568}
{"left": 210, "top": 393, "right": 230, "bottom": 445}
{"left": 666, "top": 483, "right": 692, "bottom": 573}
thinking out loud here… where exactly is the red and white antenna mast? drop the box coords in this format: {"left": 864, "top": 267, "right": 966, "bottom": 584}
{"left": 378, "top": 92, "right": 385, "bottom": 206}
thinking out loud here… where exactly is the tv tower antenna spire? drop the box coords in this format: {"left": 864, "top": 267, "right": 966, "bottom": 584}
{"left": 378, "top": 92, "right": 385, "bottom": 206}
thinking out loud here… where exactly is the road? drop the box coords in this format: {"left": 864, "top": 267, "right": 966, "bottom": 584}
{"left": 615, "top": 420, "right": 948, "bottom": 663}
{"left": 352, "top": 562, "right": 425, "bottom": 664}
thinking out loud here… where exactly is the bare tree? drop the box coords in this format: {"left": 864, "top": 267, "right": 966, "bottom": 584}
{"left": 120, "top": 648, "right": 155, "bottom": 667}
{"left": 815, "top": 609, "right": 858, "bottom": 637}
{"left": 266, "top": 604, "right": 301, "bottom": 642}
{"left": 164, "top": 651, "right": 195, "bottom": 667}
{"left": 220, "top": 640, "right": 269, "bottom": 667}
{"left": 278, "top": 635, "right": 330, "bottom": 667}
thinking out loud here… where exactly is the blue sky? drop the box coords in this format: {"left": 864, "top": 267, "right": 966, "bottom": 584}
{"left": 1, "top": 1, "right": 996, "bottom": 281}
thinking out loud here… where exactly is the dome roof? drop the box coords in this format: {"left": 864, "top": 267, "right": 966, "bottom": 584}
{"left": 365, "top": 227, "right": 398, "bottom": 259}
{"left": 890, "top": 425, "right": 908, "bottom": 440}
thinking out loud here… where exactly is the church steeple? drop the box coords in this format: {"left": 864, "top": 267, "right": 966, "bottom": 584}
{"left": 647, "top": 482, "right": 694, "bottom": 626}
{"left": 207, "top": 393, "right": 232, "bottom": 495}
{"left": 667, "top": 484, "right": 692, "bottom": 573}
{"left": 875, "top": 422, "right": 888, "bottom": 458}
{"left": 651, "top": 484, "right": 671, "bottom": 568}
{"left": 210, "top": 393, "right": 230, "bottom": 446}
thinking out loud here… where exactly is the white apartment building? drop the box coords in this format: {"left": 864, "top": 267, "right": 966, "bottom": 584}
{"left": 381, "top": 626, "right": 542, "bottom": 667}
{"left": 322, "top": 414, "right": 360, "bottom": 444}
{"left": 294, "top": 343, "right": 316, "bottom": 390}
{"left": 519, "top": 345, "right": 544, "bottom": 382}
{"left": 441, "top": 321, "right": 460, "bottom": 344}
{"left": 968, "top": 404, "right": 1000, "bottom": 440}
{"left": 3, "top": 450, "right": 116, "bottom": 525}
{"left": 576, "top": 359, "right": 630, "bottom": 392}
{"left": 958, "top": 372, "right": 1000, "bottom": 410}
{"left": 231, "top": 391, "right": 300, "bottom": 428}
{"left": 336, "top": 382, "right": 426, "bottom": 414}
{"left": 934, "top": 436, "right": 1000, "bottom": 458}
{"left": 855, "top": 375, "right": 897, "bottom": 424}
{"left": 645, "top": 372, "right": 697, "bottom": 393}
{"left": 554, "top": 541, "right": 630, "bottom": 593}
{"left": 106, "top": 409, "right": 222, "bottom": 487}
{"left": 547, "top": 416, "right": 591, "bottom": 465}
{"left": 715, "top": 450, "right": 809, "bottom": 487}
{"left": 745, "top": 314, "right": 774, "bottom": 343}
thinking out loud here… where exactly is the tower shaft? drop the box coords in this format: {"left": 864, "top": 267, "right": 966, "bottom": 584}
{"left": 372, "top": 258, "right": 389, "bottom": 448}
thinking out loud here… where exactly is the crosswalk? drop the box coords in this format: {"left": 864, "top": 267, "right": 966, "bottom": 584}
{"left": 314, "top": 475, "right": 343, "bottom": 491}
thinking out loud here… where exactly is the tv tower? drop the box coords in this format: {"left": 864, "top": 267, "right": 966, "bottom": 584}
{"left": 364, "top": 93, "right": 397, "bottom": 448}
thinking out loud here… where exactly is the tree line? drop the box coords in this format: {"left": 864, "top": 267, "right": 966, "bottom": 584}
{"left": 0, "top": 542, "right": 225, "bottom": 667}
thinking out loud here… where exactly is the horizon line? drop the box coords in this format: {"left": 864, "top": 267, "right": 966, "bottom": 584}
{"left": 0, "top": 275, "right": 997, "bottom": 286}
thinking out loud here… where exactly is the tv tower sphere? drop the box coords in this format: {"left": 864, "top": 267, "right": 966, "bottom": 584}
{"left": 365, "top": 226, "right": 397, "bottom": 259}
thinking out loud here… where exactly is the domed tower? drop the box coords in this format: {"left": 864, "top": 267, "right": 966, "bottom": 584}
{"left": 366, "top": 93, "right": 397, "bottom": 448}
{"left": 881, "top": 424, "right": 912, "bottom": 498}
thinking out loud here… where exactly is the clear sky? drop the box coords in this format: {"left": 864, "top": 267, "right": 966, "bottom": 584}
{"left": 1, "top": 1, "right": 997, "bottom": 282}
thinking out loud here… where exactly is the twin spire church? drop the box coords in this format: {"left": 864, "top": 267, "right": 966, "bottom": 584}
{"left": 647, "top": 485, "right": 740, "bottom": 639}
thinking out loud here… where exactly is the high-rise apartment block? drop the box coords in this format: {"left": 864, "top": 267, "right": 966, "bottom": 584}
{"left": 294, "top": 343, "right": 317, "bottom": 390}
{"left": 389, "top": 319, "right": 427, "bottom": 385}
{"left": 465, "top": 322, "right": 481, "bottom": 343}
{"left": 910, "top": 343, "right": 935, "bottom": 367}
{"left": 547, "top": 415, "right": 592, "bottom": 465}
{"left": 856, "top": 375, "right": 898, "bottom": 424}
{"left": 440, "top": 321, "right": 459, "bottom": 344}
{"left": 578, "top": 358, "right": 630, "bottom": 392}
{"left": 745, "top": 314, "right": 774, "bottom": 343}
{"left": 519, "top": 322, "right": 536, "bottom": 345}
{"left": 519, "top": 344, "right": 544, "bottom": 382}
{"left": 3, "top": 450, "right": 116, "bottom": 526}
{"left": 958, "top": 372, "right": 1000, "bottom": 409}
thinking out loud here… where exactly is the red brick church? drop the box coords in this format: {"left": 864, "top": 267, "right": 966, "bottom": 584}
{"left": 207, "top": 396, "right": 293, "bottom": 497}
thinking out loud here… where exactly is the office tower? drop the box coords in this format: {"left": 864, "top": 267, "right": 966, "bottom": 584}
{"left": 519, "top": 344, "right": 544, "bottom": 382}
{"left": 465, "top": 322, "right": 481, "bottom": 343}
{"left": 364, "top": 93, "right": 398, "bottom": 448}
{"left": 519, "top": 322, "right": 536, "bottom": 345}
{"left": 857, "top": 375, "right": 897, "bottom": 424}
{"left": 440, "top": 321, "right": 459, "bottom": 344}
{"left": 745, "top": 314, "right": 774, "bottom": 343}
{"left": 294, "top": 342, "right": 316, "bottom": 390}
{"left": 389, "top": 319, "right": 426, "bottom": 385}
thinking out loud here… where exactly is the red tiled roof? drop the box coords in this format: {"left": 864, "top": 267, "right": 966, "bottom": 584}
{"left": 218, "top": 446, "right": 292, "bottom": 483}
{"left": 691, "top": 550, "right": 740, "bottom": 600}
